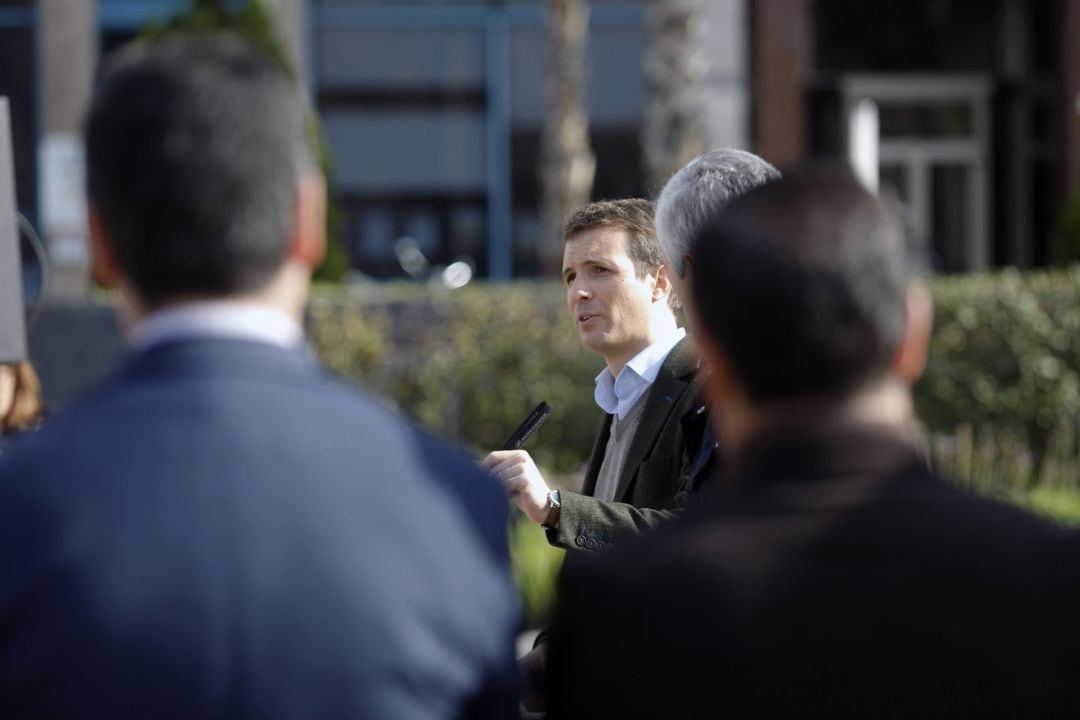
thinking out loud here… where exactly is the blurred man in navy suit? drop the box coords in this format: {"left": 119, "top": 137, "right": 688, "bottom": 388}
{"left": 0, "top": 35, "right": 518, "bottom": 719}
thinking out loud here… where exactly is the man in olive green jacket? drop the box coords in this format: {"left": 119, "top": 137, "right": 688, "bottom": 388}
{"left": 484, "top": 154, "right": 778, "bottom": 713}
{"left": 484, "top": 151, "right": 780, "bottom": 554}
{"left": 543, "top": 334, "right": 704, "bottom": 551}
{"left": 482, "top": 198, "right": 697, "bottom": 715}
{"left": 483, "top": 198, "right": 699, "bottom": 551}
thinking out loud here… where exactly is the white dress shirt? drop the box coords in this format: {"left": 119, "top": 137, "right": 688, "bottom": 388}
{"left": 128, "top": 301, "right": 304, "bottom": 352}
{"left": 593, "top": 327, "right": 686, "bottom": 420}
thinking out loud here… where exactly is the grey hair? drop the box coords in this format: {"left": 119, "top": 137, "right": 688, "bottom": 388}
{"left": 655, "top": 148, "right": 781, "bottom": 277}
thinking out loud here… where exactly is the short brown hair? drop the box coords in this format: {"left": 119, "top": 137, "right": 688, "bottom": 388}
{"left": 563, "top": 199, "right": 663, "bottom": 278}
{"left": 564, "top": 199, "right": 679, "bottom": 311}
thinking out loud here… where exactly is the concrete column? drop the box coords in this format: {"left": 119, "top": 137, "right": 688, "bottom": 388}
{"left": 267, "top": 0, "right": 309, "bottom": 96}
{"left": 1064, "top": 0, "right": 1080, "bottom": 200}
{"left": 753, "top": 0, "right": 806, "bottom": 168}
{"left": 38, "top": 0, "right": 96, "bottom": 303}
{"left": 701, "top": 0, "right": 750, "bottom": 151}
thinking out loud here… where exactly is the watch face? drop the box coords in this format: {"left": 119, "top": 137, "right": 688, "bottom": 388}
{"left": 550, "top": 490, "right": 561, "bottom": 507}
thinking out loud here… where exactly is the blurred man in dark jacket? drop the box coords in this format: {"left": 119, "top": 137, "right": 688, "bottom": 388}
{"left": 547, "top": 168, "right": 1080, "bottom": 719}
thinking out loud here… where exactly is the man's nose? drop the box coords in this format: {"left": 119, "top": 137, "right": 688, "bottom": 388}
{"left": 571, "top": 282, "right": 591, "bottom": 301}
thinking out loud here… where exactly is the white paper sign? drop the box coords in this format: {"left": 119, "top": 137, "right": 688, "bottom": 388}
{"left": 39, "top": 133, "right": 88, "bottom": 266}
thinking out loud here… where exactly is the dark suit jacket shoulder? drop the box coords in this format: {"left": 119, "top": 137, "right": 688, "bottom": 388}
{"left": 546, "top": 335, "right": 704, "bottom": 550}
{"left": 547, "top": 422, "right": 1080, "bottom": 718}
{"left": 0, "top": 338, "right": 518, "bottom": 719}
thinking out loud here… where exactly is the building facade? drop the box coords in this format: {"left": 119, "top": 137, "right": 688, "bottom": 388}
{"left": 2, "top": 0, "right": 1079, "bottom": 296}
{"left": 757, "top": 0, "right": 1075, "bottom": 272}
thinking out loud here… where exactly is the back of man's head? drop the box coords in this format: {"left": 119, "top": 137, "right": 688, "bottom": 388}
{"left": 85, "top": 35, "right": 310, "bottom": 308}
{"left": 691, "top": 167, "right": 921, "bottom": 404}
{"left": 655, "top": 148, "right": 780, "bottom": 277}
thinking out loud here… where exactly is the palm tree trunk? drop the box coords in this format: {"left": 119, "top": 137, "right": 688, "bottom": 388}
{"left": 643, "top": 0, "right": 707, "bottom": 192}
{"left": 538, "top": 0, "right": 596, "bottom": 272}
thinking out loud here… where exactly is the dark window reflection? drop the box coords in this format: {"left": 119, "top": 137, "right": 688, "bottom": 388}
{"left": 811, "top": 0, "right": 997, "bottom": 72}
{"left": 0, "top": 28, "right": 35, "bottom": 222}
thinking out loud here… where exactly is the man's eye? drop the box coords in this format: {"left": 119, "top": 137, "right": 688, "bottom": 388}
{"left": 565, "top": 273, "right": 575, "bottom": 285}
{"left": 592, "top": 266, "right": 608, "bottom": 274}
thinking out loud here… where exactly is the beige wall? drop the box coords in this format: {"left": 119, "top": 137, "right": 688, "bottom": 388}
{"left": 701, "top": 0, "right": 751, "bottom": 151}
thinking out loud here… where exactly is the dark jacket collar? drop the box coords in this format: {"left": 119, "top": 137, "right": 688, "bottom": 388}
{"left": 582, "top": 335, "right": 701, "bottom": 498}
{"left": 731, "top": 419, "right": 928, "bottom": 489}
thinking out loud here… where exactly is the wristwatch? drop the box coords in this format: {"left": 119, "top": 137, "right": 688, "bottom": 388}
{"left": 541, "top": 489, "right": 561, "bottom": 529}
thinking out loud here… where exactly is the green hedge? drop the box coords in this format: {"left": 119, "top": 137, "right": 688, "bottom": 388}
{"left": 308, "top": 270, "right": 1080, "bottom": 624}
{"left": 309, "top": 283, "right": 604, "bottom": 474}
{"left": 309, "top": 269, "right": 1080, "bottom": 486}
{"left": 917, "top": 267, "right": 1080, "bottom": 490}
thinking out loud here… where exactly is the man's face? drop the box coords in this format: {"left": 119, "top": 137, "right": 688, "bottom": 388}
{"left": 563, "top": 227, "right": 665, "bottom": 371}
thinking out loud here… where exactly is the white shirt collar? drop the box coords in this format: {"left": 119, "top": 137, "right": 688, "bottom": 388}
{"left": 594, "top": 327, "right": 686, "bottom": 420}
{"left": 128, "top": 301, "right": 304, "bottom": 353}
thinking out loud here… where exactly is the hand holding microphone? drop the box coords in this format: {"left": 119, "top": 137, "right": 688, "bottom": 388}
{"left": 481, "top": 403, "right": 558, "bottom": 526}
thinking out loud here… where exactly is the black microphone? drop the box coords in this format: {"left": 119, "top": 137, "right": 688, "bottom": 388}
{"left": 500, "top": 402, "right": 552, "bottom": 451}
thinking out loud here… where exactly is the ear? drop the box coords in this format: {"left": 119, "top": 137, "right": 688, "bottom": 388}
{"left": 88, "top": 203, "right": 121, "bottom": 288}
{"left": 652, "top": 263, "right": 673, "bottom": 303}
{"left": 892, "top": 281, "right": 933, "bottom": 384}
{"left": 287, "top": 169, "right": 327, "bottom": 270}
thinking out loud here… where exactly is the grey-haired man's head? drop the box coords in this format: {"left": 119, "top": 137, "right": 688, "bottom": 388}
{"left": 655, "top": 149, "right": 780, "bottom": 317}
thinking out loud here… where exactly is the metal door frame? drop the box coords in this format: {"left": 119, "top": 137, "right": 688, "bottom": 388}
{"left": 842, "top": 74, "right": 991, "bottom": 271}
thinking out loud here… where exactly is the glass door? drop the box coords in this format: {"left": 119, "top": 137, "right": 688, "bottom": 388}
{"left": 843, "top": 75, "right": 990, "bottom": 273}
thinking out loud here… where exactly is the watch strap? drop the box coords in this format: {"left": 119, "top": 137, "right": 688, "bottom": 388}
{"left": 541, "top": 489, "right": 561, "bottom": 529}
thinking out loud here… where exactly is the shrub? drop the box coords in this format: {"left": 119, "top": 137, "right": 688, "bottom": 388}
{"left": 307, "top": 269, "right": 1080, "bottom": 623}
{"left": 509, "top": 517, "right": 565, "bottom": 628}
{"left": 310, "top": 270, "right": 1080, "bottom": 483}
{"left": 309, "top": 282, "right": 603, "bottom": 474}
{"left": 915, "top": 267, "right": 1080, "bottom": 485}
